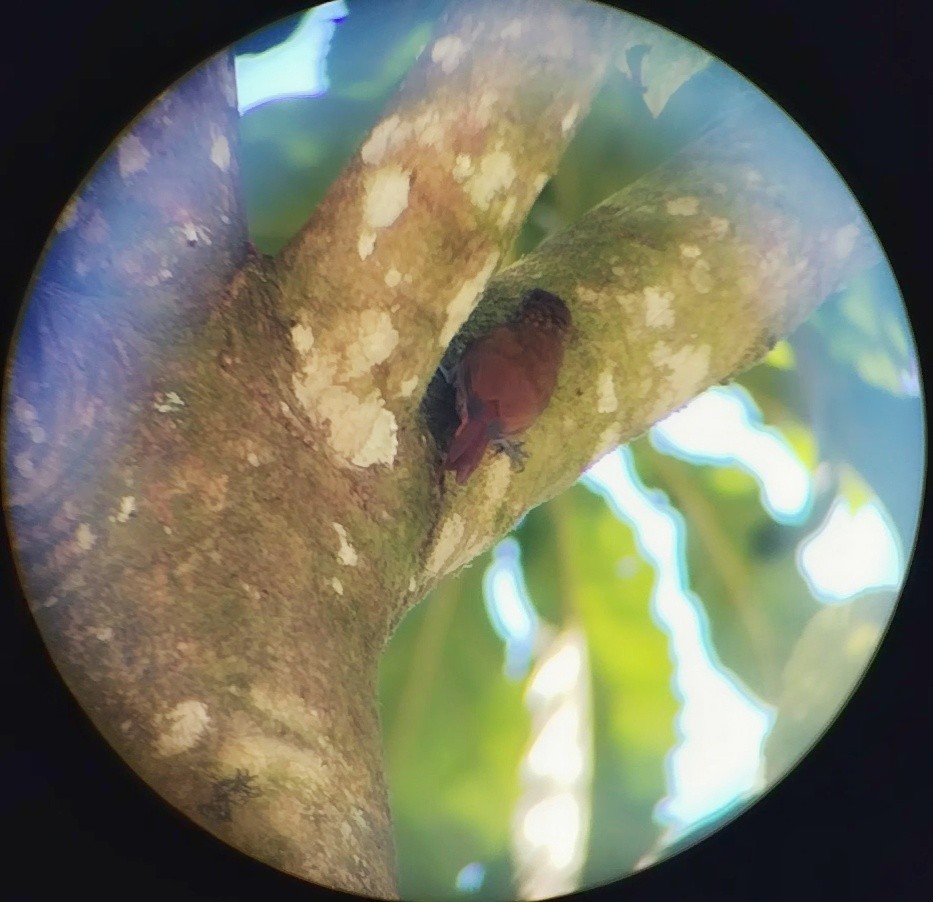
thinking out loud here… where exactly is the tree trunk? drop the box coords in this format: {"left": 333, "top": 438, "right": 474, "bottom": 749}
{"left": 3, "top": 1, "right": 880, "bottom": 897}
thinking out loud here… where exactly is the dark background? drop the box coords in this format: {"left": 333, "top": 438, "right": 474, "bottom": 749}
{"left": 1, "top": 0, "right": 929, "bottom": 899}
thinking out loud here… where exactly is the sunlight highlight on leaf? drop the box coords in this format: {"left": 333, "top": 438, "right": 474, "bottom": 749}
{"left": 651, "top": 384, "right": 812, "bottom": 523}
{"left": 796, "top": 497, "right": 902, "bottom": 602}
{"left": 512, "top": 628, "right": 593, "bottom": 901}
{"left": 583, "top": 449, "right": 773, "bottom": 844}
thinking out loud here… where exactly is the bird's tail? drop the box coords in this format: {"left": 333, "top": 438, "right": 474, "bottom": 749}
{"left": 444, "top": 411, "right": 492, "bottom": 484}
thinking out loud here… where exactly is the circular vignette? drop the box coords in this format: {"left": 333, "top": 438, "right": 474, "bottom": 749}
{"left": 0, "top": 1, "right": 924, "bottom": 902}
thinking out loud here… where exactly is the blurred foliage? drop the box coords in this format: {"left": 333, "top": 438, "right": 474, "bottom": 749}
{"left": 528, "top": 488, "right": 677, "bottom": 887}
{"left": 380, "top": 558, "right": 526, "bottom": 902}
{"left": 763, "top": 588, "right": 897, "bottom": 783}
{"left": 631, "top": 440, "right": 822, "bottom": 703}
{"left": 235, "top": 3, "right": 921, "bottom": 897}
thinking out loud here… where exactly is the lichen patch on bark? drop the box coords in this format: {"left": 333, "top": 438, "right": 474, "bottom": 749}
{"left": 363, "top": 166, "right": 411, "bottom": 229}
{"left": 431, "top": 35, "right": 467, "bottom": 74}
{"left": 154, "top": 700, "right": 211, "bottom": 757}
{"left": 438, "top": 250, "right": 500, "bottom": 347}
{"left": 118, "top": 133, "right": 150, "bottom": 179}
{"left": 463, "top": 150, "right": 517, "bottom": 211}
{"left": 643, "top": 286, "right": 675, "bottom": 328}
{"left": 333, "top": 523, "right": 359, "bottom": 567}
{"left": 597, "top": 368, "right": 618, "bottom": 413}
{"left": 666, "top": 195, "right": 700, "bottom": 216}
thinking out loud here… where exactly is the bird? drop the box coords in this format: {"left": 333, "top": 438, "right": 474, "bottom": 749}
{"left": 443, "top": 288, "right": 571, "bottom": 484}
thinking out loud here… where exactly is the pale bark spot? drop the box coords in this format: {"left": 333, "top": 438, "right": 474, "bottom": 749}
{"left": 83, "top": 209, "right": 109, "bottom": 243}
{"left": 291, "top": 345, "right": 389, "bottom": 462}
{"left": 679, "top": 244, "right": 702, "bottom": 259}
{"left": 465, "top": 151, "right": 517, "bottom": 211}
{"left": 644, "top": 286, "right": 675, "bottom": 328}
{"left": 561, "top": 103, "right": 581, "bottom": 134}
{"left": 312, "top": 386, "right": 399, "bottom": 467}
{"left": 452, "top": 154, "right": 474, "bottom": 182}
{"left": 331, "top": 577, "right": 344, "bottom": 596}
{"left": 154, "top": 391, "right": 186, "bottom": 413}
{"left": 833, "top": 223, "right": 860, "bottom": 259}
{"left": 484, "top": 455, "right": 512, "bottom": 503}
{"left": 408, "top": 577, "right": 417, "bottom": 592}
{"left": 210, "top": 128, "right": 231, "bottom": 171}
{"left": 291, "top": 323, "right": 314, "bottom": 353}
{"left": 438, "top": 250, "right": 500, "bottom": 346}
{"left": 181, "top": 221, "right": 212, "bottom": 246}
{"left": 431, "top": 35, "right": 467, "bottom": 74}
{"left": 154, "top": 700, "right": 210, "bottom": 757}
{"left": 426, "top": 514, "right": 466, "bottom": 575}
{"left": 651, "top": 342, "right": 712, "bottom": 400}
{"left": 533, "top": 173, "right": 549, "bottom": 193}
{"left": 595, "top": 424, "right": 622, "bottom": 461}
{"left": 92, "top": 626, "right": 114, "bottom": 642}
{"left": 345, "top": 310, "right": 400, "bottom": 377}
{"left": 413, "top": 109, "right": 445, "bottom": 146}
{"left": 363, "top": 165, "right": 410, "bottom": 229}
{"left": 116, "top": 496, "right": 136, "bottom": 523}
{"left": 473, "top": 90, "right": 499, "bottom": 127}
{"left": 29, "top": 425, "right": 46, "bottom": 444}
{"left": 333, "top": 523, "right": 359, "bottom": 567}
{"left": 361, "top": 115, "right": 411, "bottom": 165}
{"left": 451, "top": 531, "right": 489, "bottom": 574}
{"left": 76, "top": 523, "right": 96, "bottom": 551}
{"left": 497, "top": 196, "right": 517, "bottom": 229}
{"left": 576, "top": 286, "right": 602, "bottom": 305}
{"left": 358, "top": 231, "right": 376, "bottom": 260}
{"left": 13, "top": 452, "right": 34, "bottom": 477}
{"left": 708, "top": 217, "right": 730, "bottom": 238}
{"left": 219, "top": 733, "right": 325, "bottom": 792}
{"left": 247, "top": 452, "right": 260, "bottom": 467}
{"left": 666, "top": 196, "right": 699, "bottom": 216}
{"left": 398, "top": 375, "right": 419, "bottom": 398}
{"left": 597, "top": 369, "right": 618, "bottom": 414}
{"left": 13, "top": 398, "right": 38, "bottom": 423}
{"left": 689, "top": 259, "right": 714, "bottom": 294}
{"left": 384, "top": 268, "right": 402, "bottom": 287}
{"left": 118, "top": 134, "right": 150, "bottom": 179}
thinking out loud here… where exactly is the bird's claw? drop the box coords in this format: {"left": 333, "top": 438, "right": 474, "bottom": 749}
{"left": 493, "top": 439, "right": 528, "bottom": 472}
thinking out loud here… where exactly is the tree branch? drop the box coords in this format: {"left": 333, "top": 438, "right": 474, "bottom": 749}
{"left": 420, "top": 92, "right": 880, "bottom": 584}
{"left": 273, "top": 0, "right": 620, "bottom": 465}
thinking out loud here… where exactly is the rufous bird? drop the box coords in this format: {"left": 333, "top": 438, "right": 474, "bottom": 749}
{"left": 443, "top": 288, "right": 571, "bottom": 484}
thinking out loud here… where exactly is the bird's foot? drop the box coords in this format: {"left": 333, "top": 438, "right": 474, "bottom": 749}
{"left": 492, "top": 439, "right": 528, "bottom": 472}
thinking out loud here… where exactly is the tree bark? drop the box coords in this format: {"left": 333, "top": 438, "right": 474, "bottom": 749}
{"left": 3, "top": 1, "right": 880, "bottom": 898}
